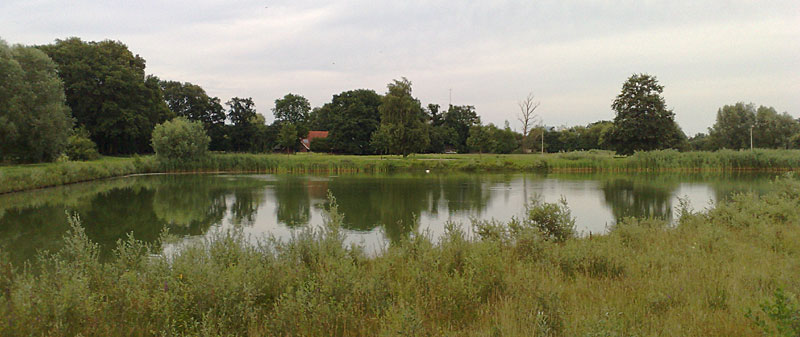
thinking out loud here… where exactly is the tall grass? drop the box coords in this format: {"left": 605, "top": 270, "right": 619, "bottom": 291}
{"left": 0, "top": 156, "right": 157, "bottom": 194}
{"left": 2, "top": 175, "right": 799, "bottom": 335}
{"left": 3, "top": 149, "right": 800, "bottom": 193}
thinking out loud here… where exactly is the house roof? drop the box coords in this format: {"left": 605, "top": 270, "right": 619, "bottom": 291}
{"left": 307, "top": 131, "right": 329, "bottom": 139}
{"left": 300, "top": 131, "right": 329, "bottom": 151}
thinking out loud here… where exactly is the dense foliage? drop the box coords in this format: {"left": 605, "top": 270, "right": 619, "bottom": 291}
{"left": 372, "top": 78, "right": 430, "bottom": 157}
{"left": 0, "top": 40, "right": 74, "bottom": 163}
{"left": 39, "top": 38, "right": 172, "bottom": 155}
{"left": 273, "top": 93, "right": 311, "bottom": 136}
{"left": 65, "top": 127, "right": 101, "bottom": 161}
{"left": 277, "top": 123, "right": 298, "bottom": 154}
{"left": 708, "top": 102, "right": 800, "bottom": 150}
{"left": 311, "top": 89, "right": 382, "bottom": 154}
{"left": 608, "top": 74, "right": 686, "bottom": 155}
{"left": 160, "top": 80, "right": 227, "bottom": 151}
{"left": 151, "top": 117, "right": 210, "bottom": 160}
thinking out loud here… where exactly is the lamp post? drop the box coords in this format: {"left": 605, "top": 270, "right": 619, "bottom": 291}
{"left": 541, "top": 129, "right": 544, "bottom": 155}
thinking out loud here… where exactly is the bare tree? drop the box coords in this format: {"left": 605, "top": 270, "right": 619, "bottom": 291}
{"left": 517, "top": 92, "right": 540, "bottom": 153}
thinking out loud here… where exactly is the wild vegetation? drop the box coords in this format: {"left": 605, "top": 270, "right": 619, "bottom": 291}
{"left": 1, "top": 175, "right": 798, "bottom": 336}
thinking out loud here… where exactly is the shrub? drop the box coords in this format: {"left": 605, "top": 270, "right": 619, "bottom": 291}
{"left": 747, "top": 288, "right": 800, "bottom": 336}
{"left": 151, "top": 117, "right": 210, "bottom": 160}
{"left": 520, "top": 196, "right": 576, "bottom": 242}
{"left": 65, "top": 127, "right": 100, "bottom": 161}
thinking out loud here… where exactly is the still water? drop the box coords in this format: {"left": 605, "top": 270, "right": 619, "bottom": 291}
{"left": 0, "top": 172, "right": 779, "bottom": 263}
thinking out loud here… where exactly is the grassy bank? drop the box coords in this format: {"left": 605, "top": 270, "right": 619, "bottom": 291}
{"left": 2, "top": 176, "right": 799, "bottom": 336}
{"left": 3, "top": 149, "right": 800, "bottom": 193}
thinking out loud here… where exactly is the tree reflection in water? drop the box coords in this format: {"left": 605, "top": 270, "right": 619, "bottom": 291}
{"left": 273, "top": 176, "right": 311, "bottom": 227}
{"left": 0, "top": 172, "right": 781, "bottom": 265}
{"left": 601, "top": 177, "right": 677, "bottom": 222}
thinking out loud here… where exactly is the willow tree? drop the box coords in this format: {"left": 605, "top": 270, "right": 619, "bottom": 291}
{"left": 0, "top": 40, "right": 73, "bottom": 163}
{"left": 371, "top": 78, "right": 429, "bottom": 157}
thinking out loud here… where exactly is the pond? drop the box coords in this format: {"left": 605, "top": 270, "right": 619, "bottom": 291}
{"left": 0, "top": 172, "right": 780, "bottom": 264}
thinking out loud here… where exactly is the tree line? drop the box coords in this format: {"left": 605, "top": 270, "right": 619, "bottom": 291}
{"left": 1, "top": 37, "right": 798, "bottom": 163}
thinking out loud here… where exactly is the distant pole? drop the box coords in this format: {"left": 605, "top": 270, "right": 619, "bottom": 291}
{"left": 750, "top": 125, "right": 754, "bottom": 150}
{"left": 449, "top": 88, "right": 452, "bottom": 106}
{"left": 541, "top": 129, "right": 544, "bottom": 155}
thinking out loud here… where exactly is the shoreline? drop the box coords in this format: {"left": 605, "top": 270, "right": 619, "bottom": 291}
{"left": 2, "top": 150, "right": 799, "bottom": 194}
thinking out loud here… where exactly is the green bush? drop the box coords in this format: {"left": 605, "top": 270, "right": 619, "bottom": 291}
{"left": 310, "top": 137, "right": 332, "bottom": 153}
{"left": 747, "top": 288, "right": 800, "bottom": 336}
{"left": 520, "top": 196, "right": 576, "bottom": 242}
{"left": 65, "top": 127, "right": 100, "bottom": 161}
{"left": 151, "top": 117, "right": 210, "bottom": 160}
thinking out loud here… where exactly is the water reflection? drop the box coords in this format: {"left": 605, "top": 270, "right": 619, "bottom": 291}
{"left": 0, "top": 172, "right": 780, "bottom": 264}
{"left": 274, "top": 176, "right": 311, "bottom": 227}
{"left": 600, "top": 176, "right": 677, "bottom": 221}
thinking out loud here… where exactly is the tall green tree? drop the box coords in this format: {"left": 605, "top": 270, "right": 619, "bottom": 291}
{"left": 424, "top": 103, "right": 458, "bottom": 153}
{"left": 273, "top": 94, "right": 310, "bottom": 125}
{"left": 310, "top": 89, "right": 382, "bottom": 154}
{"left": 278, "top": 123, "right": 298, "bottom": 154}
{"left": 0, "top": 40, "right": 73, "bottom": 163}
{"left": 160, "top": 80, "right": 227, "bottom": 150}
{"left": 584, "top": 120, "right": 614, "bottom": 150}
{"left": 443, "top": 105, "right": 481, "bottom": 153}
{"left": 688, "top": 133, "right": 716, "bottom": 151}
{"left": 753, "top": 106, "right": 799, "bottom": 149}
{"left": 39, "top": 38, "right": 172, "bottom": 154}
{"left": 608, "top": 74, "right": 685, "bottom": 155}
{"left": 226, "top": 97, "right": 258, "bottom": 152}
{"left": 371, "top": 78, "right": 429, "bottom": 157}
{"left": 466, "top": 125, "right": 496, "bottom": 155}
{"left": 708, "top": 102, "right": 756, "bottom": 150}
{"left": 249, "top": 112, "right": 276, "bottom": 153}
{"left": 488, "top": 122, "right": 519, "bottom": 154}
{"left": 273, "top": 93, "right": 311, "bottom": 138}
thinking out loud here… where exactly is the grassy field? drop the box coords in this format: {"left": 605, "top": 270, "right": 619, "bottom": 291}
{"left": 1, "top": 175, "right": 799, "bottom": 336}
{"left": 2, "top": 149, "right": 800, "bottom": 193}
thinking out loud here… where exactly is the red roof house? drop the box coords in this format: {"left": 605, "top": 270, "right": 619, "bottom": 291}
{"left": 300, "top": 131, "right": 329, "bottom": 152}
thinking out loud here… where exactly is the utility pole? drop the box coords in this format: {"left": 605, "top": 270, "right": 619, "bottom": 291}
{"left": 750, "top": 125, "right": 754, "bottom": 150}
{"left": 449, "top": 88, "right": 452, "bottom": 106}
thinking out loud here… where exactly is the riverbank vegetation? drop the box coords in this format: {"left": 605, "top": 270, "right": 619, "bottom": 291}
{"left": 3, "top": 150, "right": 800, "bottom": 194}
{"left": 2, "top": 175, "right": 799, "bottom": 336}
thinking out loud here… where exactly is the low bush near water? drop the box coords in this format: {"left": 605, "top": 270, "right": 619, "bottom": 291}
{"left": 151, "top": 117, "right": 210, "bottom": 161}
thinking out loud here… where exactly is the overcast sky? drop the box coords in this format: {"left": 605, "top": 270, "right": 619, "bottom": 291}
{"left": 2, "top": 0, "right": 798, "bottom": 135}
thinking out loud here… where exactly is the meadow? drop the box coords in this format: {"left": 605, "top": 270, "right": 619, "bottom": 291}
{"left": 1, "top": 174, "right": 799, "bottom": 336}
{"left": 2, "top": 149, "right": 800, "bottom": 194}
